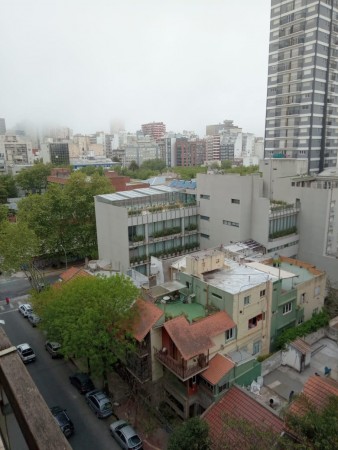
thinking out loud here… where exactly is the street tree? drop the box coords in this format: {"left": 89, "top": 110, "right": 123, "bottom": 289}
{"left": 140, "top": 158, "right": 166, "bottom": 172}
{"left": 0, "top": 174, "right": 17, "bottom": 202}
{"left": 16, "top": 162, "right": 52, "bottom": 194}
{"left": 18, "top": 171, "right": 112, "bottom": 262}
{"left": 129, "top": 160, "right": 139, "bottom": 171}
{"left": 168, "top": 417, "right": 210, "bottom": 450}
{"left": 31, "top": 274, "right": 139, "bottom": 388}
{"left": 0, "top": 204, "right": 8, "bottom": 223}
{"left": 0, "top": 221, "right": 39, "bottom": 274}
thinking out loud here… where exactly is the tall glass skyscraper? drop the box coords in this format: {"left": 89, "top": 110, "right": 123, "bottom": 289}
{"left": 265, "top": 0, "right": 338, "bottom": 173}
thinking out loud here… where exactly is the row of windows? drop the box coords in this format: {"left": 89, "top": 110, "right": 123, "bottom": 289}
{"left": 223, "top": 220, "right": 239, "bottom": 228}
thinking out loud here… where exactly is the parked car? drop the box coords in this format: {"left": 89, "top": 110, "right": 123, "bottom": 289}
{"left": 85, "top": 389, "right": 113, "bottom": 418}
{"left": 69, "top": 372, "right": 95, "bottom": 394}
{"left": 27, "top": 313, "right": 41, "bottom": 327}
{"left": 45, "top": 341, "right": 63, "bottom": 359}
{"left": 50, "top": 406, "right": 74, "bottom": 438}
{"left": 18, "top": 303, "right": 33, "bottom": 317}
{"left": 17, "top": 343, "right": 36, "bottom": 364}
{"left": 110, "top": 420, "right": 143, "bottom": 450}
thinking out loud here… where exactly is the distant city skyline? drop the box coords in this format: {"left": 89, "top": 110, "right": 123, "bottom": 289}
{"left": 0, "top": 1, "right": 270, "bottom": 137}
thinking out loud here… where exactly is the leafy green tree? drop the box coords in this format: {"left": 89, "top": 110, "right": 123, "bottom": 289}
{"left": 140, "top": 158, "right": 166, "bottom": 172}
{"left": 324, "top": 278, "right": 338, "bottom": 318}
{"left": 18, "top": 171, "right": 113, "bottom": 261}
{"left": 172, "top": 166, "right": 208, "bottom": 180}
{"left": 31, "top": 275, "right": 139, "bottom": 388}
{"left": 221, "top": 160, "right": 232, "bottom": 170}
{"left": 284, "top": 394, "right": 338, "bottom": 449}
{"left": 129, "top": 160, "right": 139, "bottom": 171}
{"left": 0, "top": 221, "right": 39, "bottom": 274}
{"left": 0, "top": 204, "right": 8, "bottom": 223}
{"left": 16, "top": 162, "right": 52, "bottom": 194}
{"left": 168, "top": 417, "right": 210, "bottom": 450}
{"left": 0, "top": 174, "right": 18, "bottom": 202}
{"left": 78, "top": 166, "right": 104, "bottom": 176}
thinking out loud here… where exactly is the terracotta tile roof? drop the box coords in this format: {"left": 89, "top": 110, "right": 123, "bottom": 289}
{"left": 290, "top": 375, "right": 338, "bottom": 415}
{"left": 163, "top": 311, "right": 236, "bottom": 360}
{"left": 60, "top": 267, "right": 92, "bottom": 282}
{"left": 132, "top": 299, "right": 164, "bottom": 342}
{"left": 203, "top": 385, "right": 284, "bottom": 448}
{"left": 290, "top": 338, "right": 311, "bottom": 355}
{"left": 201, "top": 354, "right": 235, "bottom": 385}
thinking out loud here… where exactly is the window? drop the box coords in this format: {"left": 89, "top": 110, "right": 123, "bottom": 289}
{"left": 200, "top": 215, "right": 210, "bottom": 221}
{"left": 301, "top": 293, "right": 305, "bottom": 303}
{"left": 260, "top": 289, "right": 266, "bottom": 297}
{"left": 218, "top": 381, "right": 229, "bottom": 393}
{"left": 231, "top": 198, "right": 240, "bottom": 204}
{"left": 226, "top": 328, "right": 235, "bottom": 341}
{"left": 223, "top": 220, "right": 239, "bottom": 228}
{"left": 200, "top": 194, "right": 210, "bottom": 200}
{"left": 253, "top": 341, "right": 261, "bottom": 355}
{"left": 248, "top": 314, "right": 263, "bottom": 329}
{"left": 200, "top": 233, "right": 210, "bottom": 239}
{"left": 244, "top": 295, "right": 251, "bottom": 306}
{"left": 283, "top": 302, "right": 292, "bottom": 315}
{"left": 297, "top": 316, "right": 304, "bottom": 325}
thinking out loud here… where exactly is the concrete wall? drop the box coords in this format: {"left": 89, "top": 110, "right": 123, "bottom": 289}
{"left": 197, "top": 173, "right": 264, "bottom": 248}
{"left": 261, "top": 351, "right": 282, "bottom": 376}
{"left": 94, "top": 198, "right": 129, "bottom": 272}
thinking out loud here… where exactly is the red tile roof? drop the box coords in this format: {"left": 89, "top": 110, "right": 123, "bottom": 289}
{"left": 290, "top": 338, "right": 311, "bottom": 355}
{"left": 132, "top": 299, "right": 164, "bottom": 342}
{"left": 163, "top": 311, "right": 236, "bottom": 360}
{"left": 60, "top": 267, "right": 92, "bottom": 282}
{"left": 290, "top": 375, "right": 338, "bottom": 414}
{"left": 203, "top": 385, "right": 284, "bottom": 448}
{"left": 201, "top": 354, "right": 235, "bottom": 385}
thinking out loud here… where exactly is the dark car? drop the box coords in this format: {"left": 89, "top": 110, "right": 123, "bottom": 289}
{"left": 50, "top": 406, "right": 74, "bottom": 438}
{"left": 69, "top": 372, "right": 95, "bottom": 394}
{"left": 45, "top": 341, "right": 63, "bottom": 359}
{"left": 85, "top": 389, "right": 113, "bottom": 418}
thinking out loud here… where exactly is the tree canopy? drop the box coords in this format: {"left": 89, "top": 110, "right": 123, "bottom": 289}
{"left": 31, "top": 274, "right": 139, "bottom": 383}
{"left": 0, "top": 204, "right": 8, "bottom": 223}
{"left": 0, "top": 221, "right": 40, "bottom": 274}
{"left": 284, "top": 394, "right": 338, "bottom": 450}
{"left": 168, "top": 417, "right": 210, "bottom": 450}
{"left": 16, "top": 162, "right": 52, "bottom": 194}
{"left": 0, "top": 174, "right": 17, "bottom": 203}
{"left": 18, "top": 171, "right": 113, "bottom": 260}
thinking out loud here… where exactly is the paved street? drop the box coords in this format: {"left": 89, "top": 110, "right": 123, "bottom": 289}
{"left": 0, "top": 297, "right": 121, "bottom": 450}
{"left": 0, "top": 273, "right": 61, "bottom": 299}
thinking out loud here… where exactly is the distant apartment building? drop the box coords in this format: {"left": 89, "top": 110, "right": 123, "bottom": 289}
{"left": 174, "top": 138, "right": 206, "bottom": 167}
{"left": 124, "top": 135, "right": 160, "bottom": 166}
{"left": 40, "top": 142, "right": 70, "bottom": 165}
{"left": 206, "top": 135, "right": 220, "bottom": 161}
{"left": 158, "top": 136, "right": 176, "bottom": 167}
{"left": 0, "top": 118, "right": 6, "bottom": 135}
{"left": 242, "top": 133, "right": 255, "bottom": 157}
{"left": 95, "top": 186, "right": 198, "bottom": 275}
{"left": 141, "top": 122, "right": 166, "bottom": 141}
{"left": 0, "top": 134, "right": 33, "bottom": 173}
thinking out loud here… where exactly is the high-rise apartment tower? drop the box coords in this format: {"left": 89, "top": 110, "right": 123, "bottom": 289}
{"left": 265, "top": 0, "right": 338, "bottom": 173}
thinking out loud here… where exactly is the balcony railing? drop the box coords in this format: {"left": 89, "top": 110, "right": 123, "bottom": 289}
{"left": 154, "top": 347, "right": 209, "bottom": 381}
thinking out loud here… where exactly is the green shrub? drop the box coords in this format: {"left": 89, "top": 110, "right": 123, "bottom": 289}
{"left": 275, "top": 310, "right": 329, "bottom": 349}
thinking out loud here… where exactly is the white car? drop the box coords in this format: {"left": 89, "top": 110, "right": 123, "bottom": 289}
{"left": 18, "top": 303, "right": 33, "bottom": 317}
{"left": 17, "top": 343, "right": 36, "bottom": 364}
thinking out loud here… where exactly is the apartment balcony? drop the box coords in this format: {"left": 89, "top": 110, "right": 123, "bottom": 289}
{"left": 154, "top": 347, "right": 209, "bottom": 382}
{"left": 269, "top": 202, "right": 300, "bottom": 218}
{"left": 127, "top": 203, "right": 198, "bottom": 226}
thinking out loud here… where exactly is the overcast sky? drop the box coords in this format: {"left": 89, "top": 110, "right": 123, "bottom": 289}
{"left": 0, "top": 0, "right": 270, "bottom": 137}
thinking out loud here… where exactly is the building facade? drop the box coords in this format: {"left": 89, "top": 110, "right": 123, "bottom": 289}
{"left": 141, "top": 122, "right": 166, "bottom": 141}
{"left": 265, "top": 0, "right": 338, "bottom": 173}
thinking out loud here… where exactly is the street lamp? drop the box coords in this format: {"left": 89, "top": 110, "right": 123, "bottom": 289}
{"left": 60, "top": 244, "right": 68, "bottom": 270}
